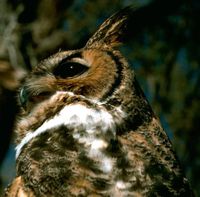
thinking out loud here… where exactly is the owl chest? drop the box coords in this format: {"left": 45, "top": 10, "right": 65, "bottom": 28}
{"left": 17, "top": 127, "right": 142, "bottom": 196}
{"left": 16, "top": 104, "right": 130, "bottom": 194}
{"left": 16, "top": 103, "right": 169, "bottom": 196}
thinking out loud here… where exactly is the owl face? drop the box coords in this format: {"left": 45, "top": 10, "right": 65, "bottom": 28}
{"left": 20, "top": 48, "right": 127, "bottom": 112}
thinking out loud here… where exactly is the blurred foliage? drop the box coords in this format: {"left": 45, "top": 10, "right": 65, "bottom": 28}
{"left": 0, "top": 0, "right": 199, "bottom": 195}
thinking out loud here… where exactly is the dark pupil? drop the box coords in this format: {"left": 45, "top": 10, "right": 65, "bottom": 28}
{"left": 53, "top": 62, "right": 88, "bottom": 78}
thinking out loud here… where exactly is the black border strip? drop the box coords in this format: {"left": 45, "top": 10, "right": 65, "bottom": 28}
{"left": 100, "top": 50, "right": 123, "bottom": 101}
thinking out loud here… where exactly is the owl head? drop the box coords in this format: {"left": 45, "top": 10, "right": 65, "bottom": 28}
{"left": 19, "top": 7, "right": 139, "bottom": 113}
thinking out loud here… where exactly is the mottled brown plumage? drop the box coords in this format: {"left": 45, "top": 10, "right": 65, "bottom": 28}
{"left": 5, "top": 7, "right": 193, "bottom": 197}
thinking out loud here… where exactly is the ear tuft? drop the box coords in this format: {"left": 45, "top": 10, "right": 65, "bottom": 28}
{"left": 85, "top": 6, "right": 135, "bottom": 49}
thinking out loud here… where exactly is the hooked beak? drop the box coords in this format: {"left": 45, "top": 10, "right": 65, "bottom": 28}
{"left": 19, "top": 86, "right": 29, "bottom": 109}
{"left": 19, "top": 86, "right": 53, "bottom": 110}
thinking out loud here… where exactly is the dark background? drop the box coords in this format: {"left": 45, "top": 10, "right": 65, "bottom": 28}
{"left": 0, "top": 0, "right": 199, "bottom": 196}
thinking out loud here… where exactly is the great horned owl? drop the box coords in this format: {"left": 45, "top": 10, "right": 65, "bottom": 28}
{"left": 5, "top": 7, "right": 193, "bottom": 197}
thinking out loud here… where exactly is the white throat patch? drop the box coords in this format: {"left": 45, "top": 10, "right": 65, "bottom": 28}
{"left": 15, "top": 103, "right": 116, "bottom": 159}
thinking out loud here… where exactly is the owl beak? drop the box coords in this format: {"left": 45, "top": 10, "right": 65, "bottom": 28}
{"left": 19, "top": 86, "right": 53, "bottom": 110}
{"left": 19, "top": 86, "right": 29, "bottom": 109}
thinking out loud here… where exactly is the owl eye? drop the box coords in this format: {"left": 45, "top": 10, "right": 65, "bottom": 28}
{"left": 53, "top": 61, "right": 88, "bottom": 78}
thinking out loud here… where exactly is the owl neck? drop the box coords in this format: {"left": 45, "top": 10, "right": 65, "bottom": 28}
{"left": 106, "top": 76, "right": 154, "bottom": 133}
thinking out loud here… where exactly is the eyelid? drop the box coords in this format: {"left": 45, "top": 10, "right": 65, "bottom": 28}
{"left": 70, "top": 58, "right": 89, "bottom": 67}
